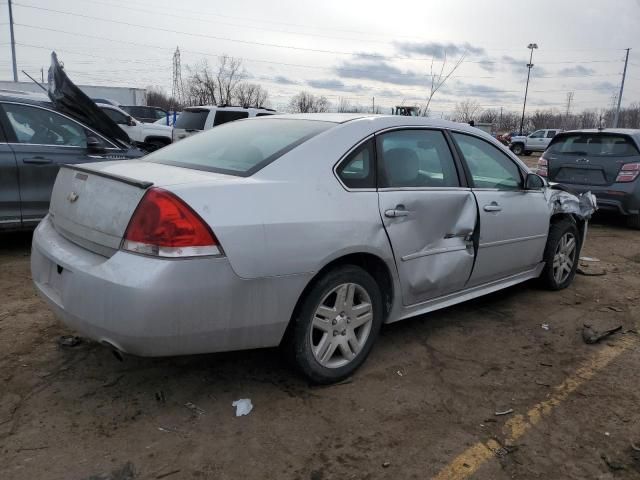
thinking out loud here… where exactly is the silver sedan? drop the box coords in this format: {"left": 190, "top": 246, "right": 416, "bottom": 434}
{"left": 31, "top": 114, "right": 595, "bottom": 383}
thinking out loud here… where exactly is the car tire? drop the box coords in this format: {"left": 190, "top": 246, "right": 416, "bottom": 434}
{"left": 524, "top": 150, "right": 532, "bottom": 156}
{"left": 626, "top": 214, "right": 640, "bottom": 230}
{"left": 540, "top": 218, "right": 580, "bottom": 290}
{"left": 511, "top": 143, "right": 524, "bottom": 155}
{"left": 285, "top": 265, "right": 383, "bottom": 384}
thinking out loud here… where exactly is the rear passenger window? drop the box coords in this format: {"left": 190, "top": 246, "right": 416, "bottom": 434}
{"left": 213, "top": 111, "right": 249, "bottom": 126}
{"left": 452, "top": 133, "right": 522, "bottom": 190}
{"left": 256, "top": 113, "right": 274, "bottom": 117}
{"left": 377, "top": 130, "right": 459, "bottom": 188}
{"left": 336, "top": 139, "right": 375, "bottom": 189}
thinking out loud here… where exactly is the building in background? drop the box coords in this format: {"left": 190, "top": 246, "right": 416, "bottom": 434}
{"left": 0, "top": 81, "right": 146, "bottom": 106}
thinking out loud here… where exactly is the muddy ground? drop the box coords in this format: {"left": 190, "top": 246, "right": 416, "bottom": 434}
{"left": 1, "top": 183, "right": 639, "bottom": 479}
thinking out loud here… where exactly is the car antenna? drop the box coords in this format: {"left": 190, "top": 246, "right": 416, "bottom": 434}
{"left": 22, "top": 70, "right": 47, "bottom": 93}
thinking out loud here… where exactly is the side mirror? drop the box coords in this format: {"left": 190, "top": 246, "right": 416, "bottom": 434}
{"left": 86, "top": 136, "right": 106, "bottom": 153}
{"left": 525, "top": 172, "right": 545, "bottom": 190}
{"left": 127, "top": 116, "right": 136, "bottom": 126}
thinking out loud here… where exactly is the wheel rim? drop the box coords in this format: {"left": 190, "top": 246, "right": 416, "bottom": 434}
{"left": 552, "top": 232, "right": 576, "bottom": 284}
{"left": 309, "top": 283, "right": 373, "bottom": 369}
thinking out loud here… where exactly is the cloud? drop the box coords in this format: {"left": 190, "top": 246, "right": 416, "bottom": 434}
{"left": 557, "top": 65, "right": 596, "bottom": 76}
{"left": 394, "top": 41, "right": 485, "bottom": 59}
{"left": 273, "top": 75, "right": 300, "bottom": 85}
{"left": 306, "top": 78, "right": 368, "bottom": 93}
{"left": 334, "top": 59, "right": 425, "bottom": 86}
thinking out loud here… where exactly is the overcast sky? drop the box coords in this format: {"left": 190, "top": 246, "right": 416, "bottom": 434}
{"left": 2, "top": 0, "right": 639, "bottom": 114}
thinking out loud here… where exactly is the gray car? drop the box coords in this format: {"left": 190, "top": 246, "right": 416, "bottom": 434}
{"left": 536, "top": 129, "right": 640, "bottom": 229}
{"left": 31, "top": 114, "right": 596, "bottom": 383}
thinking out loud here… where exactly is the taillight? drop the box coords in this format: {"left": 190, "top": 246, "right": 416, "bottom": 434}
{"left": 616, "top": 162, "right": 640, "bottom": 183}
{"left": 122, "top": 188, "right": 221, "bottom": 257}
{"left": 536, "top": 156, "right": 548, "bottom": 177}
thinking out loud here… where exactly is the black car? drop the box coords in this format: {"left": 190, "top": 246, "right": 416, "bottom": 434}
{"left": 0, "top": 55, "right": 143, "bottom": 231}
{"left": 537, "top": 129, "right": 640, "bottom": 228}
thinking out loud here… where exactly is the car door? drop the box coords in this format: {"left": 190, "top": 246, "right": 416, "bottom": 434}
{"left": 451, "top": 132, "right": 549, "bottom": 286}
{"left": 0, "top": 102, "right": 109, "bottom": 224}
{"left": 376, "top": 129, "right": 477, "bottom": 306}
{"left": 0, "top": 114, "right": 21, "bottom": 228}
{"left": 527, "top": 130, "right": 546, "bottom": 151}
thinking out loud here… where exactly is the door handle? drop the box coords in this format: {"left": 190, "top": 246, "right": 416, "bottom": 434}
{"left": 23, "top": 157, "right": 53, "bottom": 165}
{"left": 483, "top": 202, "right": 502, "bottom": 212}
{"left": 384, "top": 206, "right": 410, "bottom": 218}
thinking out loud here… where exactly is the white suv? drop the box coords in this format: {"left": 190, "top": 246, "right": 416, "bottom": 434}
{"left": 172, "top": 105, "right": 276, "bottom": 142}
{"left": 98, "top": 104, "right": 173, "bottom": 151}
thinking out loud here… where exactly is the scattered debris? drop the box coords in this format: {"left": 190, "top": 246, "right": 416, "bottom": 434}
{"left": 580, "top": 256, "right": 600, "bottom": 262}
{"left": 606, "top": 306, "right": 624, "bottom": 312}
{"left": 494, "top": 408, "right": 514, "bottom": 416}
{"left": 156, "top": 469, "right": 181, "bottom": 479}
{"left": 102, "top": 375, "right": 124, "bottom": 388}
{"left": 541, "top": 323, "right": 550, "bottom": 331}
{"left": 631, "top": 441, "right": 640, "bottom": 453}
{"left": 540, "top": 362, "right": 553, "bottom": 367}
{"left": 58, "top": 335, "right": 81, "bottom": 348}
{"left": 535, "top": 380, "right": 551, "bottom": 387}
{"left": 82, "top": 462, "right": 135, "bottom": 480}
{"left": 382, "top": 461, "right": 390, "bottom": 468}
{"left": 601, "top": 453, "right": 625, "bottom": 471}
{"left": 582, "top": 324, "right": 622, "bottom": 344}
{"left": 577, "top": 267, "right": 607, "bottom": 276}
{"left": 155, "top": 391, "right": 166, "bottom": 403}
{"left": 483, "top": 418, "right": 497, "bottom": 423}
{"left": 232, "top": 398, "right": 253, "bottom": 417}
{"left": 396, "top": 370, "right": 404, "bottom": 377}
{"left": 157, "top": 426, "right": 178, "bottom": 434}
{"left": 184, "top": 402, "right": 204, "bottom": 416}
{"left": 495, "top": 445, "right": 519, "bottom": 458}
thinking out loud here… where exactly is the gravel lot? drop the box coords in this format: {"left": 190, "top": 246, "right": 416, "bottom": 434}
{"left": 1, "top": 186, "right": 639, "bottom": 479}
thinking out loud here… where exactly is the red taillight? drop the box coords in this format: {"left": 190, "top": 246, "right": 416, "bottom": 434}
{"left": 536, "top": 156, "right": 548, "bottom": 177}
{"left": 616, "top": 162, "right": 640, "bottom": 183}
{"left": 122, "top": 187, "right": 221, "bottom": 257}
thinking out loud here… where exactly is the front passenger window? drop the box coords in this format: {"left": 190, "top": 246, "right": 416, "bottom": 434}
{"left": 452, "top": 133, "right": 522, "bottom": 190}
{"left": 3, "top": 103, "right": 87, "bottom": 147}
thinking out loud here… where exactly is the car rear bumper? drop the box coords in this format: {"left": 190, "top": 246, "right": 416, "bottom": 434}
{"left": 31, "top": 216, "right": 310, "bottom": 357}
{"left": 552, "top": 182, "right": 640, "bottom": 216}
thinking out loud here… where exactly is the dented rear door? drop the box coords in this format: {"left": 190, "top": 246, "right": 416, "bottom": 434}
{"left": 376, "top": 129, "right": 477, "bottom": 306}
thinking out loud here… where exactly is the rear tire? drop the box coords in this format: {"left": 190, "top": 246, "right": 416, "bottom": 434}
{"left": 626, "top": 214, "right": 640, "bottom": 230}
{"left": 524, "top": 150, "right": 532, "bottom": 156}
{"left": 285, "top": 265, "right": 383, "bottom": 384}
{"left": 511, "top": 143, "right": 524, "bottom": 155}
{"left": 540, "top": 218, "right": 580, "bottom": 290}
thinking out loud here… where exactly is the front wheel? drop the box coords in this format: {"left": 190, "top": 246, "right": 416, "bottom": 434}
{"left": 285, "top": 265, "right": 383, "bottom": 384}
{"left": 511, "top": 143, "right": 524, "bottom": 155}
{"left": 540, "top": 218, "right": 580, "bottom": 290}
{"left": 626, "top": 213, "right": 640, "bottom": 230}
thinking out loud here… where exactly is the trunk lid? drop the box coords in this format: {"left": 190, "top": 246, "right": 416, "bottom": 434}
{"left": 49, "top": 160, "right": 238, "bottom": 257}
{"left": 546, "top": 132, "right": 640, "bottom": 186}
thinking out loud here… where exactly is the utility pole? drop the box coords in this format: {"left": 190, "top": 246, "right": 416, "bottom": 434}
{"left": 564, "top": 92, "right": 574, "bottom": 128}
{"left": 499, "top": 106, "right": 503, "bottom": 131}
{"left": 372, "top": 96, "right": 375, "bottom": 114}
{"left": 613, "top": 48, "right": 630, "bottom": 128}
{"left": 8, "top": 0, "right": 18, "bottom": 82}
{"left": 40, "top": 67, "right": 44, "bottom": 83}
{"left": 519, "top": 43, "right": 538, "bottom": 135}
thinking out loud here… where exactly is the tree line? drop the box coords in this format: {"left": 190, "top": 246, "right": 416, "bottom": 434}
{"left": 145, "top": 54, "right": 639, "bottom": 130}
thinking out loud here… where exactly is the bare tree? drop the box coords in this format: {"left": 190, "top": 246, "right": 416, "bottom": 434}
{"left": 478, "top": 109, "right": 499, "bottom": 125}
{"left": 421, "top": 52, "right": 466, "bottom": 116}
{"left": 234, "top": 83, "right": 269, "bottom": 108}
{"left": 453, "top": 99, "right": 481, "bottom": 123}
{"left": 337, "top": 97, "right": 366, "bottom": 113}
{"left": 289, "top": 91, "right": 331, "bottom": 113}
{"left": 184, "top": 55, "right": 246, "bottom": 106}
{"left": 146, "top": 86, "right": 173, "bottom": 110}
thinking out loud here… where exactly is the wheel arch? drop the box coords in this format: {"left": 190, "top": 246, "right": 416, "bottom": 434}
{"left": 280, "top": 252, "right": 396, "bottom": 345}
{"left": 550, "top": 212, "right": 586, "bottom": 248}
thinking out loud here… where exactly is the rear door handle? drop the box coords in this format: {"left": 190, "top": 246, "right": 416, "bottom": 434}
{"left": 483, "top": 203, "right": 502, "bottom": 212}
{"left": 384, "top": 207, "right": 410, "bottom": 218}
{"left": 23, "top": 157, "right": 53, "bottom": 165}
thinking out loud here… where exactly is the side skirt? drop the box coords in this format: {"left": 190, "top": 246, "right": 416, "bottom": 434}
{"left": 388, "top": 263, "right": 545, "bottom": 323}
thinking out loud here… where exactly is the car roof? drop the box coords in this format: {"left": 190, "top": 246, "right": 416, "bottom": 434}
{"left": 559, "top": 128, "right": 640, "bottom": 137}
{"left": 96, "top": 103, "right": 131, "bottom": 116}
{"left": 0, "top": 89, "right": 51, "bottom": 107}
{"left": 184, "top": 105, "right": 276, "bottom": 113}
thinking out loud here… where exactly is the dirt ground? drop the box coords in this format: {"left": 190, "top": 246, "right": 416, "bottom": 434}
{"left": 1, "top": 196, "right": 639, "bottom": 479}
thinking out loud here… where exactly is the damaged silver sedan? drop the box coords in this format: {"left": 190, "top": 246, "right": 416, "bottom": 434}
{"left": 31, "top": 114, "right": 596, "bottom": 383}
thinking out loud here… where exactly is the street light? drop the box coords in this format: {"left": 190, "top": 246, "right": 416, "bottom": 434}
{"left": 519, "top": 43, "right": 538, "bottom": 135}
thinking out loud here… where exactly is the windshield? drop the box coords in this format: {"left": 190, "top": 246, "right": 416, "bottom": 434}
{"left": 548, "top": 134, "right": 640, "bottom": 156}
{"left": 147, "top": 118, "right": 334, "bottom": 176}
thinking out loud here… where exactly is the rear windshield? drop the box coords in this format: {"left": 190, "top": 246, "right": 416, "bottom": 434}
{"left": 213, "top": 110, "right": 249, "bottom": 126}
{"left": 147, "top": 118, "right": 334, "bottom": 176}
{"left": 174, "top": 109, "right": 209, "bottom": 130}
{"left": 548, "top": 134, "right": 640, "bottom": 157}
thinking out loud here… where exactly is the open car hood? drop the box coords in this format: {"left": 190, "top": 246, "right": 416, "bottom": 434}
{"left": 47, "top": 52, "right": 131, "bottom": 146}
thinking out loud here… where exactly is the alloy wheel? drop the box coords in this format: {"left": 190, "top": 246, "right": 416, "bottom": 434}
{"left": 552, "top": 232, "right": 576, "bottom": 284}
